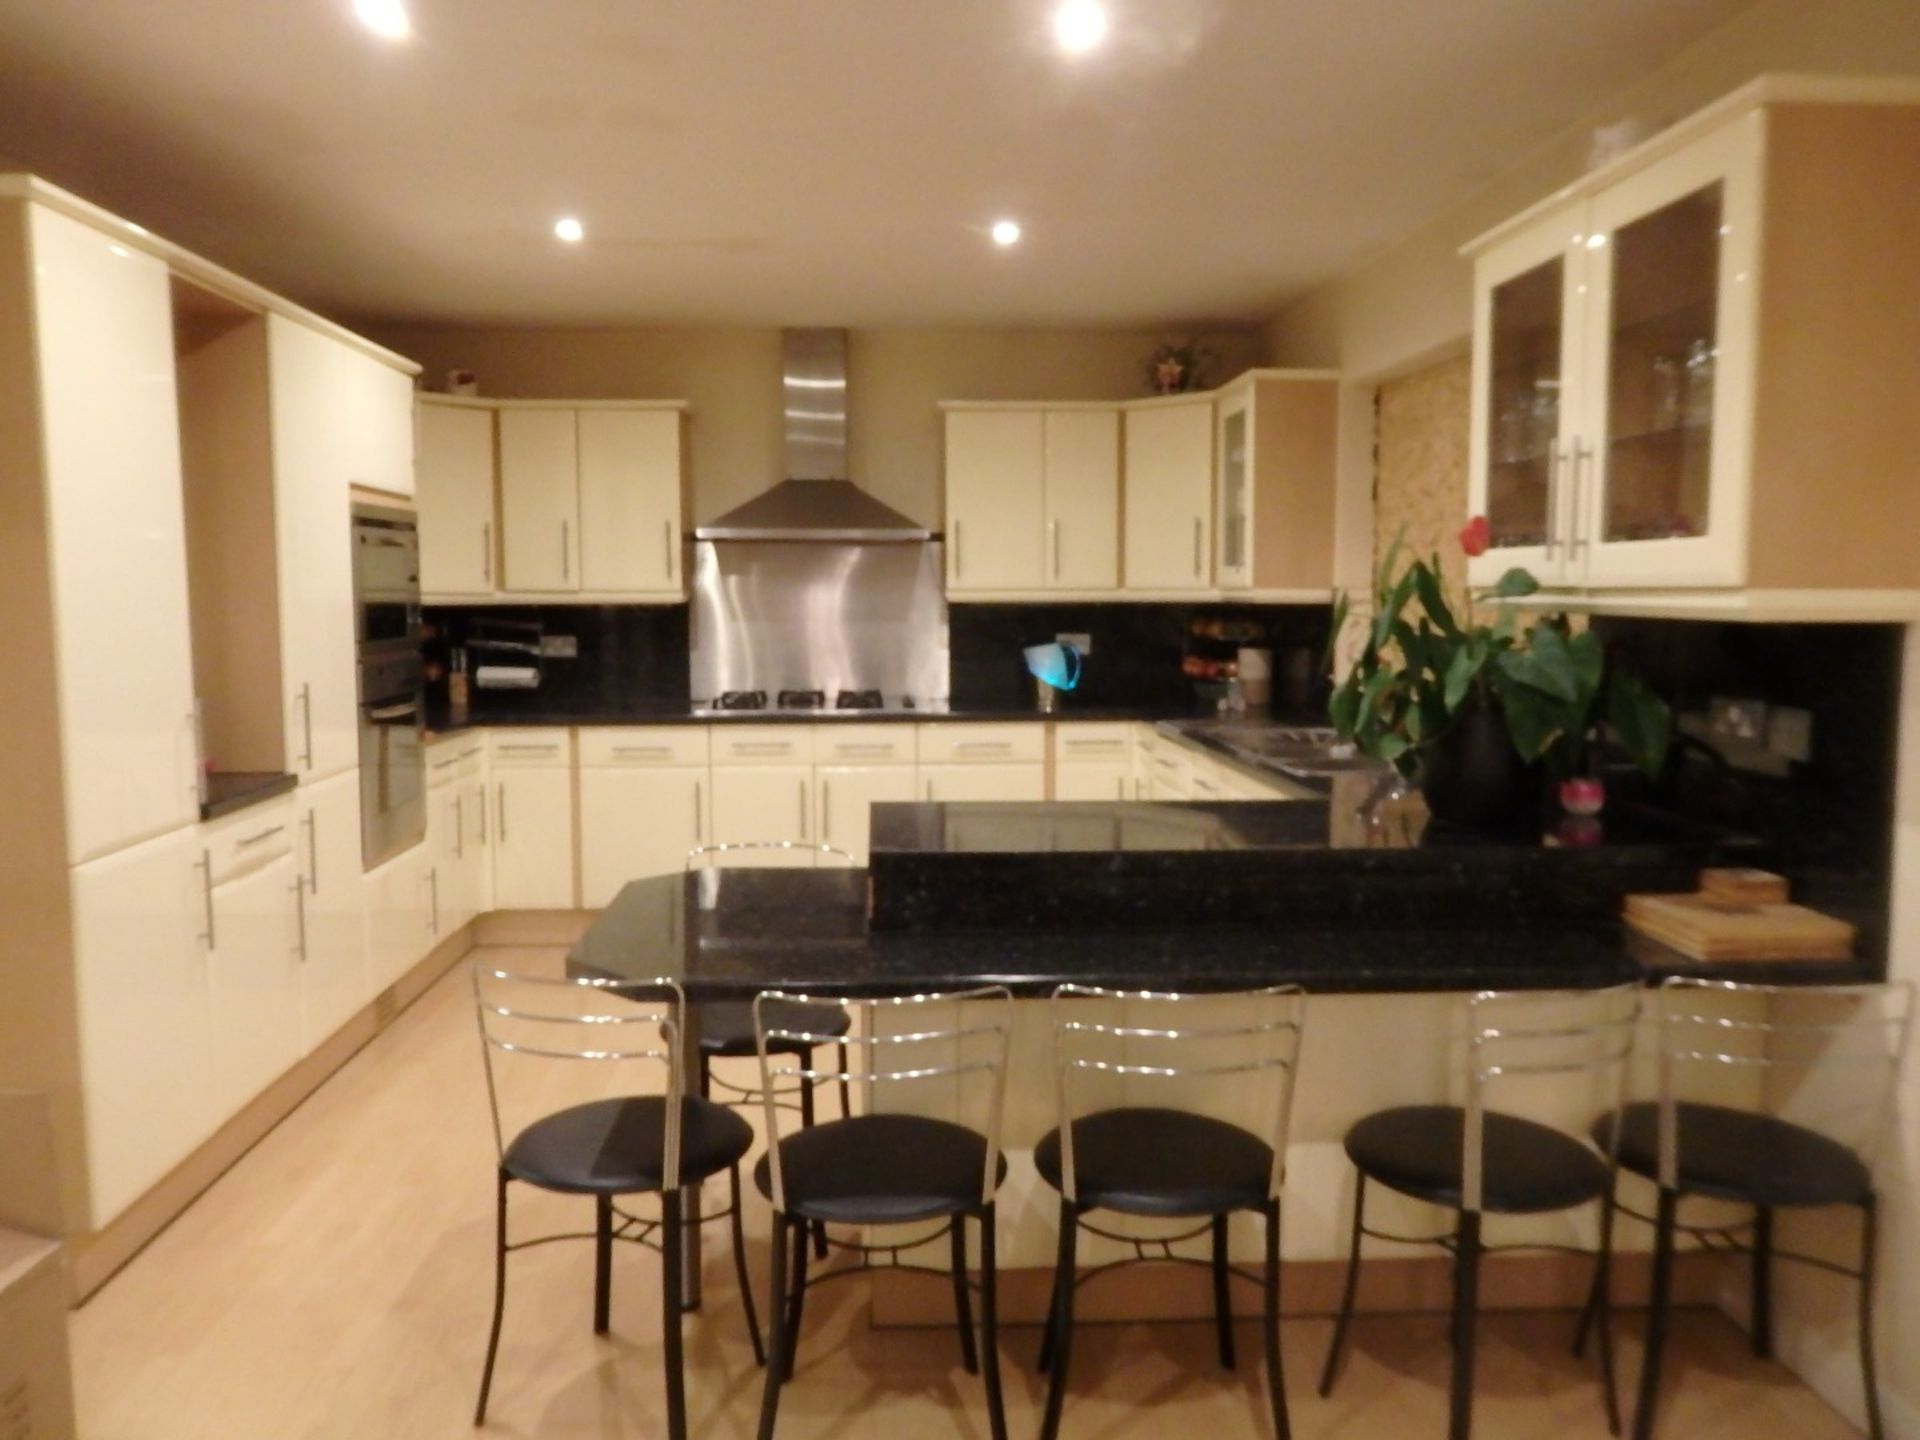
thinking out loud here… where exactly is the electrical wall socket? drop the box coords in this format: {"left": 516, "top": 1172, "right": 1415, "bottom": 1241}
{"left": 538, "top": 634, "right": 579, "bottom": 658}
{"left": 1056, "top": 632, "right": 1092, "bottom": 655}
{"left": 1766, "top": 706, "right": 1813, "bottom": 763}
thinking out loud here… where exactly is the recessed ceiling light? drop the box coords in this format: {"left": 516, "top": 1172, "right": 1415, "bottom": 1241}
{"left": 990, "top": 219, "right": 1022, "bottom": 247}
{"left": 1052, "top": 0, "right": 1109, "bottom": 54}
{"left": 353, "top": 0, "right": 412, "bottom": 41}
{"left": 554, "top": 216, "right": 585, "bottom": 244}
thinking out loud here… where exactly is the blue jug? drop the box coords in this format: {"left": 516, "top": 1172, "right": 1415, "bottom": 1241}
{"left": 1023, "top": 641, "right": 1082, "bottom": 692}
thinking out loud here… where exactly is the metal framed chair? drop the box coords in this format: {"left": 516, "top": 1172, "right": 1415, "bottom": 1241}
{"left": 470, "top": 966, "right": 763, "bottom": 1433}
{"left": 1033, "top": 983, "right": 1309, "bottom": 1440}
{"left": 751, "top": 985, "right": 1015, "bottom": 1440}
{"left": 1319, "top": 982, "right": 1640, "bottom": 1440}
{"left": 1586, "top": 976, "right": 1914, "bottom": 1440}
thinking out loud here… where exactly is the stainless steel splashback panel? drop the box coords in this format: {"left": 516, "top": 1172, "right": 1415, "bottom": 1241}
{"left": 689, "top": 540, "right": 948, "bottom": 702}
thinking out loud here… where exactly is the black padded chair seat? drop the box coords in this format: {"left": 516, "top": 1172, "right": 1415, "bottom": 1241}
{"left": 696, "top": 999, "right": 852, "bottom": 1058}
{"left": 1345, "top": 1104, "right": 1610, "bottom": 1215}
{"left": 503, "top": 1096, "right": 753, "bottom": 1195}
{"left": 1593, "top": 1101, "right": 1873, "bottom": 1208}
{"left": 753, "top": 1113, "right": 1005, "bottom": 1224}
{"left": 1033, "top": 1107, "right": 1273, "bottom": 1217}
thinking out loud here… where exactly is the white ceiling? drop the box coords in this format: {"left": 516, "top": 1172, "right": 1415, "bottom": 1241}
{"left": 0, "top": 0, "right": 1755, "bottom": 329}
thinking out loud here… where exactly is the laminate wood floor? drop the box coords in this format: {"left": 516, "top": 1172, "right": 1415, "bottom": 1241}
{"left": 70, "top": 946, "right": 1862, "bottom": 1439}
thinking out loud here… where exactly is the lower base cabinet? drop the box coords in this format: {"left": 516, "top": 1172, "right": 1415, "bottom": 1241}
{"left": 815, "top": 765, "right": 917, "bottom": 865}
{"left": 295, "top": 770, "right": 368, "bottom": 1054}
{"left": 205, "top": 851, "right": 303, "bottom": 1126}
{"left": 1053, "top": 762, "right": 1131, "bottom": 801}
{"left": 920, "top": 764, "right": 1047, "bottom": 802}
{"left": 69, "top": 827, "right": 212, "bottom": 1229}
{"left": 492, "top": 767, "right": 576, "bottom": 906}
{"left": 710, "top": 765, "right": 816, "bottom": 864}
{"left": 579, "top": 766, "right": 706, "bottom": 906}
{"left": 364, "top": 842, "right": 433, "bottom": 993}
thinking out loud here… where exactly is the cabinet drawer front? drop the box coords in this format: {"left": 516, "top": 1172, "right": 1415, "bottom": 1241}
{"left": 579, "top": 726, "right": 710, "bottom": 768}
{"left": 918, "top": 723, "right": 1045, "bottom": 766}
{"left": 427, "top": 737, "right": 486, "bottom": 787}
{"left": 712, "top": 725, "right": 813, "bottom": 766}
{"left": 1055, "top": 722, "right": 1133, "bottom": 762}
{"left": 202, "top": 800, "right": 297, "bottom": 884}
{"left": 813, "top": 724, "right": 914, "bottom": 766}
{"left": 488, "top": 729, "right": 572, "bottom": 768}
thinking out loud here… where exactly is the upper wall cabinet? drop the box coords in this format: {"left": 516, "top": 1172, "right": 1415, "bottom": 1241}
{"left": 942, "top": 405, "right": 1119, "bottom": 595}
{"left": 1123, "top": 398, "right": 1214, "bottom": 592}
{"left": 417, "top": 399, "right": 496, "bottom": 597}
{"left": 441, "top": 400, "right": 689, "bottom": 602}
{"left": 1214, "top": 371, "right": 1340, "bottom": 596}
{"left": 1466, "top": 81, "right": 1920, "bottom": 608}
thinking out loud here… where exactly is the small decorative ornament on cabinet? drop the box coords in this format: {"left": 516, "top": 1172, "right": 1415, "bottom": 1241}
{"left": 1143, "top": 338, "right": 1216, "bottom": 395}
{"left": 1328, "top": 519, "right": 1675, "bottom": 831}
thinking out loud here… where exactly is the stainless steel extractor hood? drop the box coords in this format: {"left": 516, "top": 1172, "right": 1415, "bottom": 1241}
{"left": 694, "top": 328, "right": 932, "bottom": 542}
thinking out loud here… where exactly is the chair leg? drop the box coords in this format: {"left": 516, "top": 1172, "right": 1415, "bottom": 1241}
{"left": 756, "top": 1216, "right": 790, "bottom": 1440}
{"left": 730, "top": 1165, "right": 766, "bottom": 1366}
{"left": 473, "top": 1171, "right": 509, "bottom": 1427}
{"left": 1448, "top": 1210, "right": 1482, "bottom": 1440}
{"left": 837, "top": 1041, "right": 852, "bottom": 1121}
{"left": 1039, "top": 1200, "right": 1080, "bottom": 1440}
{"left": 1264, "top": 1198, "right": 1292, "bottom": 1440}
{"left": 1859, "top": 1195, "right": 1885, "bottom": 1440}
{"left": 951, "top": 1215, "right": 980, "bottom": 1374}
{"left": 1317, "top": 1171, "right": 1367, "bottom": 1397}
{"left": 1572, "top": 1192, "right": 1609, "bottom": 1359}
{"left": 799, "top": 1072, "right": 828, "bottom": 1260}
{"left": 593, "top": 1194, "right": 614, "bottom": 1335}
{"left": 980, "top": 1203, "right": 1008, "bottom": 1440}
{"left": 1750, "top": 1205, "right": 1773, "bottom": 1360}
{"left": 1631, "top": 1188, "right": 1679, "bottom": 1440}
{"left": 1037, "top": 1241, "right": 1063, "bottom": 1373}
{"left": 1594, "top": 1192, "right": 1621, "bottom": 1437}
{"left": 783, "top": 1215, "right": 810, "bottom": 1381}
{"left": 1211, "top": 1212, "right": 1237, "bottom": 1371}
{"left": 662, "top": 1190, "right": 687, "bottom": 1440}
{"left": 698, "top": 1051, "right": 712, "bottom": 1101}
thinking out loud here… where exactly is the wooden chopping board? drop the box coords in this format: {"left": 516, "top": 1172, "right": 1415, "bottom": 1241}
{"left": 1624, "top": 893, "right": 1856, "bottom": 962}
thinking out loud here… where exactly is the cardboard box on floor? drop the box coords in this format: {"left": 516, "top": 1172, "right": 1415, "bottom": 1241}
{"left": 0, "top": 1090, "right": 77, "bottom": 1440}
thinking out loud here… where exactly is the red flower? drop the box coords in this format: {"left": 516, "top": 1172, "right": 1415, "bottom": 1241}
{"left": 1459, "top": 515, "right": 1491, "bottom": 557}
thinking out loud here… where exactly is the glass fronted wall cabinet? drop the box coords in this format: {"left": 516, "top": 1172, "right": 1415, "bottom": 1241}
{"left": 1465, "top": 81, "right": 1920, "bottom": 603}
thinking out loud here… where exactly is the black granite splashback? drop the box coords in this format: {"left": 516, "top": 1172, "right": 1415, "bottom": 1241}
{"left": 1592, "top": 618, "right": 1902, "bottom": 962}
{"left": 948, "top": 602, "right": 1331, "bottom": 715}
{"left": 424, "top": 604, "right": 690, "bottom": 721}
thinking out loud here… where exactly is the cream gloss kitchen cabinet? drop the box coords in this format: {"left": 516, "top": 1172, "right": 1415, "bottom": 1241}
{"left": 292, "top": 769, "right": 369, "bottom": 1053}
{"left": 416, "top": 399, "right": 496, "bottom": 597}
{"left": 496, "top": 402, "right": 688, "bottom": 599}
{"left": 428, "top": 736, "right": 491, "bottom": 934}
{"left": 11, "top": 200, "right": 200, "bottom": 862}
{"left": 577, "top": 727, "right": 710, "bottom": 905}
{"left": 709, "top": 726, "right": 817, "bottom": 865}
{"left": 1465, "top": 81, "right": 1920, "bottom": 607}
{"left": 362, "top": 839, "right": 434, "bottom": 993}
{"left": 813, "top": 725, "right": 917, "bottom": 865}
{"left": 1213, "top": 371, "right": 1340, "bottom": 596}
{"left": 67, "top": 829, "right": 212, "bottom": 1228}
{"left": 917, "top": 723, "right": 1046, "bottom": 802}
{"left": 942, "top": 406, "right": 1120, "bottom": 595}
{"left": 490, "top": 729, "right": 577, "bottom": 906}
{"left": 269, "top": 313, "right": 390, "bottom": 782}
{"left": 1123, "top": 398, "right": 1215, "bottom": 592}
{"left": 1052, "top": 723, "right": 1133, "bottom": 801}
{"left": 201, "top": 807, "right": 303, "bottom": 1129}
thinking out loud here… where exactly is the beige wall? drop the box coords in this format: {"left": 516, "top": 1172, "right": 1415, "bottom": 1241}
{"left": 361, "top": 322, "right": 1265, "bottom": 528}
{"left": 1264, "top": 1, "right": 1920, "bottom": 1429}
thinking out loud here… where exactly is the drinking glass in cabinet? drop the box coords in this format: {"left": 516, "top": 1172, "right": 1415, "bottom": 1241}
{"left": 1602, "top": 183, "right": 1722, "bottom": 544}
{"left": 1484, "top": 256, "right": 1561, "bottom": 550}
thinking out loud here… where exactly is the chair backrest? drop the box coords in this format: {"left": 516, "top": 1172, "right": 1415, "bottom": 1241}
{"left": 1651, "top": 976, "right": 1914, "bottom": 1187}
{"left": 684, "top": 841, "right": 854, "bottom": 869}
{"left": 753, "top": 986, "right": 1014, "bottom": 1211}
{"left": 1461, "top": 982, "right": 1641, "bottom": 1213}
{"left": 472, "top": 964, "right": 687, "bottom": 1190}
{"left": 1050, "top": 983, "right": 1308, "bottom": 1204}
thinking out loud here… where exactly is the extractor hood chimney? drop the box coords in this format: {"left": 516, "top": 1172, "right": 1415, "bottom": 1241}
{"left": 694, "top": 328, "right": 932, "bottom": 542}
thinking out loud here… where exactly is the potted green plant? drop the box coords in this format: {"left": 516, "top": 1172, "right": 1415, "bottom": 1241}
{"left": 1328, "top": 518, "right": 1674, "bottom": 829}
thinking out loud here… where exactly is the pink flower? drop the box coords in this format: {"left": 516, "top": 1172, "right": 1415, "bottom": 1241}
{"left": 1459, "top": 515, "right": 1492, "bottom": 558}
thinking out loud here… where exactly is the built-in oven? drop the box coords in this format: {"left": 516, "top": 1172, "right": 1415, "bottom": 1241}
{"left": 353, "top": 504, "right": 426, "bottom": 869}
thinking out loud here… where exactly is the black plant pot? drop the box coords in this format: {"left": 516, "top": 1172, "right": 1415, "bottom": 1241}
{"left": 1419, "top": 703, "right": 1540, "bottom": 833}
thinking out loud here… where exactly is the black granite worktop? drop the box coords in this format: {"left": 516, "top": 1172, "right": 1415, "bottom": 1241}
{"left": 200, "top": 770, "right": 298, "bottom": 821}
{"left": 569, "top": 865, "right": 1875, "bottom": 1003}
